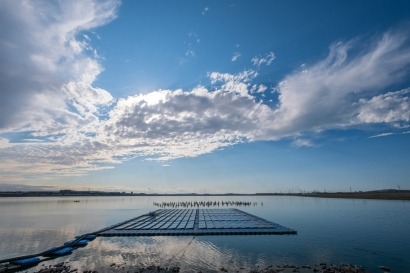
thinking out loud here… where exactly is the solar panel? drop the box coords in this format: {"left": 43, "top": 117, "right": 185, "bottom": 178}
{"left": 99, "top": 209, "right": 296, "bottom": 236}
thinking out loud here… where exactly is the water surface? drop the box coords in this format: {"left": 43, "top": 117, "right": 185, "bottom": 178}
{"left": 0, "top": 196, "right": 409, "bottom": 272}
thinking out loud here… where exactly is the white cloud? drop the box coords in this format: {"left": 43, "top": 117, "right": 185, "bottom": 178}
{"left": 257, "top": 85, "right": 267, "bottom": 93}
{"left": 231, "top": 52, "right": 241, "bottom": 62}
{"left": 209, "top": 70, "right": 257, "bottom": 85}
{"left": 0, "top": 0, "right": 118, "bottom": 132}
{"left": 0, "top": 0, "right": 119, "bottom": 180}
{"left": 268, "top": 32, "right": 410, "bottom": 137}
{"left": 369, "top": 129, "right": 410, "bottom": 139}
{"left": 251, "top": 52, "right": 276, "bottom": 67}
{"left": 369, "top": 132, "right": 395, "bottom": 138}
{"left": 97, "top": 83, "right": 272, "bottom": 160}
{"left": 63, "top": 81, "right": 113, "bottom": 116}
{"left": 292, "top": 138, "right": 314, "bottom": 148}
{"left": 250, "top": 84, "right": 268, "bottom": 94}
{"left": 356, "top": 89, "right": 410, "bottom": 124}
{"left": 0, "top": 138, "right": 11, "bottom": 149}
{"left": 208, "top": 70, "right": 258, "bottom": 97}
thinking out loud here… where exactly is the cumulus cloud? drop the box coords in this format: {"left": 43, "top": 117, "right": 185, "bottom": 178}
{"left": 97, "top": 84, "right": 272, "bottom": 160}
{"left": 0, "top": 0, "right": 118, "bottom": 132}
{"left": 356, "top": 89, "right": 410, "bottom": 124}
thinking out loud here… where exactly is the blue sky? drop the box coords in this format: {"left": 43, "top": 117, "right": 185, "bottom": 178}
{"left": 0, "top": 0, "right": 409, "bottom": 193}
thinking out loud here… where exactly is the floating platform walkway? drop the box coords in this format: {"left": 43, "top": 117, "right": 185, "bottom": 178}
{"left": 99, "top": 209, "right": 296, "bottom": 236}
{"left": 0, "top": 209, "right": 295, "bottom": 270}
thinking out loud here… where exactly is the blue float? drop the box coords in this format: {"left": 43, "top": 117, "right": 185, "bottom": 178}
{"left": 44, "top": 246, "right": 73, "bottom": 256}
{"left": 11, "top": 257, "right": 40, "bottom": 266}
{"left": 64, "top": 239, "right": 89, "bottom": 247}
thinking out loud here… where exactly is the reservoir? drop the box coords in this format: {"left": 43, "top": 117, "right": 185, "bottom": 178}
{"left": 0, "top": 196, "right": 409, "bottom": 272}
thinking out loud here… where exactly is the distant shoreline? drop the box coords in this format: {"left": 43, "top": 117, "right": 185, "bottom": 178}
{"left": 288, "top": 191, "right": 410, "bottom": 201}
{"left": 0, "top": 189, "right": 409, "bottom": 200}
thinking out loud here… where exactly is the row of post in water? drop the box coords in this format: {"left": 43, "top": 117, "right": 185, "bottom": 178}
{"left": 152, "top": 201, "right": 263, "bottom": 208}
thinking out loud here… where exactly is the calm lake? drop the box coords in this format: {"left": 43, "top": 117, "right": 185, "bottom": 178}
{"left": 0, "top": 196, "right": 409, "bottom": 272}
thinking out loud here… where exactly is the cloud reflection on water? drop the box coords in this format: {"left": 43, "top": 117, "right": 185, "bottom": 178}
{"left": 72, "top": 236, "right": 260, "bottom": 272}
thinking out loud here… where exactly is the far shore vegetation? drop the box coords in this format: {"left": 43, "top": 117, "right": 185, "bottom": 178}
{"left": 0, "top": 189, "right": 409, "bottom": 200}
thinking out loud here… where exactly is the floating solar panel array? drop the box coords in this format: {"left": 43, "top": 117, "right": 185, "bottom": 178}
{"left": 98, "top": 209, "right": 296, "bottom": 236}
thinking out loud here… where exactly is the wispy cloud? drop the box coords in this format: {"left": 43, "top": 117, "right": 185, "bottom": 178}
{"left": 181, "top": 32, "right": 199, "bottom": 62}
{"left": 231, "top": 52, "right": 241, "bottom": 62}
{"left": 369, "top": 130, "right": 410, "bottom": 138}
{"left": 269, "top": 31, "right": 410, "bottom": 137}
{"left": 292, "top": 138, "right": 315, "bottom": 148}
{"left": 369, "top": 132, "right": 395, "bottom": 138}
{"left": 202, "top": 6, "right": 209, "bottom": 16}
{"left": 251, "top": 52, "right": 276, "bottom": 67}
{"left": 185, "top": 50, "right": 195, "bottom": 57}
{"left": 188, "top": 32, "right": 200, "bottom": 43}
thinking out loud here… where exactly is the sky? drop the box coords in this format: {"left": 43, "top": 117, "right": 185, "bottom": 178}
{"left": 0, "top": 0, "right": 410, "bottom": 193}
